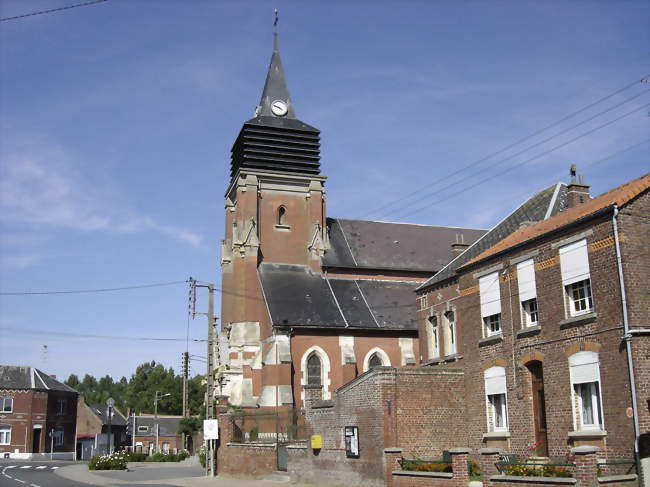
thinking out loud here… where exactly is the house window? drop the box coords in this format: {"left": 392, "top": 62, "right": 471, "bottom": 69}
{"left": 138, "top": 425, "right": 149, "bottom": 433}
{"left": 484, "top": 314, "right": 501, "bottom": 336}
{"left": 484, "top": 366, "right": 508, "bottom": 432}
{"left": 0, "top": 425, "right": 10, "bottom": 445}
{"left": 53, "top": 428, "right": 64, "bottom": 446}
{"left": 517, "top": 259, "right": 538, "bottom": 327}
{"left": 420, "top": 294, "right": 428, "bottom": 310}
{"left": 569, "top": 351, "right": 604, "bottom": 430}
{"left": 307, "top": 353, "right": 322, "bottom": 385}
{"left": 444, "top": 311, "right": 456, "bottom": 355}
{"left": 368, "top": 353, "right": 383, "bottom": 369}
{"left": 57, "top": 399, "right": 66, "bottom": 415}
{"left": 559, "top": 239, "right": 593, "bottom": 317}
{"left": 427, "top": 315, "right": 439, "bottom": 359}
{"left": 522, "top": 298, "right": 538, "bottom": 327}
{"left": 479, "top": 272, "right": 502, "bottom": 337}
{"left": 1, "top": 397, "right": 12, "bottom": 413}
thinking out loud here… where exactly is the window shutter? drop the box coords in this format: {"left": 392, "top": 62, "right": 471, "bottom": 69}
{"left": 560, "top": 239, "right": 590, "bottom": 286}
{"left": 517, "top": 259, "right": 537, "bottom": 301}
{"left": 569, "top": 351, "right": 600, "bottom": 384}
{"left": 484, "top": 366, "right": 506, "bottom": 395}
{"left": 479, "top": 272, "right": 501, "bottom": 317}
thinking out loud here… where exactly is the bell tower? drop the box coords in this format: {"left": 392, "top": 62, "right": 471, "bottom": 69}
{"left": 220, "top": 32, "right": 328, "bottom": 407}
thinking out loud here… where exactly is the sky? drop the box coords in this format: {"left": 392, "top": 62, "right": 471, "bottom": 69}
{"left": 0, "top": 0, "right": 648, "bottom": 382}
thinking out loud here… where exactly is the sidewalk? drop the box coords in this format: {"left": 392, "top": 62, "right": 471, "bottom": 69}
{"left": 56, "top": 462, "right": 315, "bottom": 486}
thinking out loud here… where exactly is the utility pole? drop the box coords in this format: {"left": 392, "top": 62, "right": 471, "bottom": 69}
{"left": 182, "top": 351, "right": 189, "bottom": 417}
{"left": 191, "top": 280, "right": 218, "bottom": 476}
{"left": 154, "top": 391, "right": 170, "bottom": 453}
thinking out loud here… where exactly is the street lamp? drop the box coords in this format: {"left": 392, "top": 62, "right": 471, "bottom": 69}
{"left": 106, "top": 397, "right": 115, "bottom": 454}
{"left": 154, "top": 391, "right": 171, "bottom": 453}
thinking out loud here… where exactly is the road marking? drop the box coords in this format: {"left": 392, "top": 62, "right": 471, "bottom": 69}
{"left": 15, "top": 479, "right": 26, "bottom": 484}
{"left": 6, "top": 465, "right": 17, "bottom": 468}
{"left": 5, "top": 475, "right": 12, "bottom": 480}
{"left": 20, "top": 466, "right": 32, "bottom": 469}
{"left": 30, "top": 484, "right": 40, "bottom": 487}
{"left": 50, "top": 466, "right": 59, "bottom": 470}
{"left": 35, "top": 466, "right": 47, "bottom": 469}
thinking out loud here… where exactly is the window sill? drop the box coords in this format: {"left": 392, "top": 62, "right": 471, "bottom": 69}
{"left": 442, "top": 353, "right": 462, "bottom": 362}
{"left": 274, "top": 224, "right": 291, "bottom": 231}
{"left": 483, "top": 431, "right": 511, "bottom": 440}
{"left": 559, "top": 312, "right": 597, "bottom": 330}
{"left": 516, "top": 325, "right": 541, "bottom": 339}
{"left": 479, "top": 335, "right": 503, "bottom": 347}
{"left": 567, "top": 429, "right": 607, "bottom": 439}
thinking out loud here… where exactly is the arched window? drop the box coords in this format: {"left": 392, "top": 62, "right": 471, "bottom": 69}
{"left": 368, "top": 353, "right": 383, "bottom": 369}
{"left": 444, "top": 310, "right": 456, "bottom": 356}
{"left": 278, "top": 206, "right": 287, "bottom": 226}
{"left": 307, "top": 353, "right": 322, "bottom": 385}
{"left": 427, "top": 315, "right": 439, "bottom": 359}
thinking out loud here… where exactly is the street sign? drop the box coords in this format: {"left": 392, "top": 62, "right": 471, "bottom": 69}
{"left": 204, "top": 419, "right": 219, "bottom": 440}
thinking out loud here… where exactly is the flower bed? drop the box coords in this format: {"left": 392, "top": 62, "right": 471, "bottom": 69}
{"left": 88, "top": 451, "right": 128, "bottom": 470}
{"left": 399, "top": 459, "right": 452, "bottom": 473}
{"left": 500, "top": 464, "right": 573, "bottom": 478}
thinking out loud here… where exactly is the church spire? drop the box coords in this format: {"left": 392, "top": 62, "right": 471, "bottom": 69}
{"left": 255, "top": 12, "right": 295, "bottom": 119}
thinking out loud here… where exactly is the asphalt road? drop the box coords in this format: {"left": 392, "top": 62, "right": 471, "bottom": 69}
{"left": 0, "top": 461, "right": 88, "bottom": 487}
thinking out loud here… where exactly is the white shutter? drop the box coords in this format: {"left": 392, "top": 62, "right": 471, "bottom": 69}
{"left": 560, "top": 239, "right": 590, "bottom": 286}
{"left": 569, "top": 351, "right": 600, "bottom": 384}
{"left": 479, "top": 272, "right": 501, "bottom": 318}
{"left": 517, "top": 259, "right": 537, "bottom": 302}
{"left": 484, "top": 366, "right": 506, "bottom": 395}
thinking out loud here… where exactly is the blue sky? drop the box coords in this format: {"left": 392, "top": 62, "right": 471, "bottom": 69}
{"left": 1, "top": 0, "right": 648, "bottom": 381}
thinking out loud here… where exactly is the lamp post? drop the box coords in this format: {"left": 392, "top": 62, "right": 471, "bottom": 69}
{"left": 154, "top": 391, "right": 170, "bottom": 453}
{"left": 106, "top": 397, "right": 115, "bottom": 454}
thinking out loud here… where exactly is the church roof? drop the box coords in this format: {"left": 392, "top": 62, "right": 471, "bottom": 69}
{"left": 416, "top": 182, "right": 568, "bottom": 291}
{"left": 0, "top": 365, "right": 77, "bottom": 393}
{"left": 323, "top": 218, "right": 487, "bottom": 273}
{"left": 256, "top": 34, "right": 296, "bottom": 119}
{"left": 259, "top": 263, "right": 419, "bottom": 330}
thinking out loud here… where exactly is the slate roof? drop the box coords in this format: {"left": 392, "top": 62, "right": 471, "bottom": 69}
{"left": 131, "top": 415, "right": 182, "bottom": 437}
{"left": 88, "top": 403, "right": 127, "bottom": 426}
{"left": 0, "top": 365, "right": 77, "bottom": 393}
{"left": 462, "top": 172, "right": 650, "bottom": 268}
{"left": 259, "top": 263, "right": 418, "bottom": 330}
{"left": 323, "top": 218, "right": 487, "bottom": 272}
{"left": 417, "top": 182, "right": 568, "bottom": 291}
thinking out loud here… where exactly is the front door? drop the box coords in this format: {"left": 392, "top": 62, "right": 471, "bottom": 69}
{"left": 528, "top": 361, "right": 549, "bottom": 456}
{"left": 32, "top": 428, "right": 41, "bottom": 453}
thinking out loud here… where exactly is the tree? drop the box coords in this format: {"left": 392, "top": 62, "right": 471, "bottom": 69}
{"left": 65, "top": 374, "right": 80, "bottom": 391}
{"left": 178, "top": 416, "right": 202, "bottom": 436}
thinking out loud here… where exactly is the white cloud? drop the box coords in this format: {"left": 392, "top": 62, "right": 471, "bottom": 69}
{"left": 0, "top": 254, "right": 42, "bottom": 270}
{"left": 0, "top": 146, "right": 202, "bottom": 247}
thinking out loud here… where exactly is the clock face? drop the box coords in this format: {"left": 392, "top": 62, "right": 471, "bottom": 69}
{"left": 271, "top": 100, "right": 288, "bottom": 117}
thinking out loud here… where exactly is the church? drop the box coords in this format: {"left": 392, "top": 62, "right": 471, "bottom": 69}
{"left": 217, "top": 36, "right": 486, "bottom": 409}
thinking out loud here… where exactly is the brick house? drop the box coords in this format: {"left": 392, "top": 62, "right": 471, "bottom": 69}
{"left": 218, "top": 36, "right": 486, "bottom": 411}
{"left": 128, "top": 414, "right": 183, "bottom": 454}
{"left": 75, "top": 396, "right": 128, "bottom": 459}
{"left": 0, "top": 365, "right": 78, "bottom": 459}
{"left": 416, "top": 171, "right": 649, "bottom": 462}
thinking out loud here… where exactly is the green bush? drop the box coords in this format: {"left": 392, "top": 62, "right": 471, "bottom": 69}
{"left": 502, "top": 464, "right": 573, "bottom": 478}
{"left": 146, "top": 451, "right": 191, "bottom": 462}
{"left": 125, "top": 452, "right": 148, "bottom": 462}
{"left": 88, "top": 451, "right": 128, "bottom": 471}
{"left": 399, "top": 459, "right": 452, "bottom": 473}
{"left": 199, "top": 448, "right": 206, "bottom": 468}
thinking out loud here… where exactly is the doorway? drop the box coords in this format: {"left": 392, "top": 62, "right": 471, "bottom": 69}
{"left": 526, "top": 361, "right": 549, "bottom": 456}
{"left": 32, "top": 428, "right": 41, "bottom": 453}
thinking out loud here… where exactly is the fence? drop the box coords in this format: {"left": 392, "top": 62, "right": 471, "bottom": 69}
{"left": 229, "top": 408, "right": 308, "bottom": 444}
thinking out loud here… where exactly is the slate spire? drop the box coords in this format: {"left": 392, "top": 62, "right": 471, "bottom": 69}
{"left": 256, "top": 33, "right": 296, "bottom": 119}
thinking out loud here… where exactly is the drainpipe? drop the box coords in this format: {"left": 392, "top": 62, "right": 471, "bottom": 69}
{"left": 612, "top": 205, "right": 640, "bottom": 460}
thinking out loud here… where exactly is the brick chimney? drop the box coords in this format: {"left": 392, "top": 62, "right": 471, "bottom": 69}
{"left": 451, "top": 234, "right": 470, "bottom": 257}
{"left": 567, "top": 164, "right": 590, "bottom": 208}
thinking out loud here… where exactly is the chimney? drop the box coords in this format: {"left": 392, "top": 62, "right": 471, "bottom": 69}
{"left": 566, "top": 164, "right": 590, "bottom": 208}
{"left": 451, "top": 234, "right": 470, "bottom": 257}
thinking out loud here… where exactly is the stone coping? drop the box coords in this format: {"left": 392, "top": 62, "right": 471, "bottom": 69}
{"left": 490, "top": 475, "right": 576, "bottom": 485}
{"left": 226, "top": 442, "right": 276, "bottom": 449}
{"left": 567, "top": 430, "right": 607, "bottom": 439}
{"left": 597, "top": 474, "right": 637, "bottom": 484}
{"left": 393, "top": 471, "right": 453, "bottom": 479}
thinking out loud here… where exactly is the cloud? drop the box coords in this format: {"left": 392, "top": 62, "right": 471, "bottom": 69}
{"left": 0, "top": 254, "right": 42, "bottom": 270}
{"left": 0, "top": 146, "right": 202, "bottom": 247}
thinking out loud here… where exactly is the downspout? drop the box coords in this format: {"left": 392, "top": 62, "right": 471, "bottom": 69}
{"left": 612, "top": 205, "right": 640, "bottom": 459}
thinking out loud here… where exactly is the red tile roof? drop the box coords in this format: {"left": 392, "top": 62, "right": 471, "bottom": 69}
{"left": 462, "top": 172, "right": 650, "bottom": 268}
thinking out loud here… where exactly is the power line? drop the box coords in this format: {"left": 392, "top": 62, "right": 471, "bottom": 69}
{"left": 0, "top": 0, "right": 108, "bottom": 22}
{"left": 0, "top": 326, "right": 207, "bottom": 342}
{"left": 361, "top": 74, "right": 649, "bottom": 220}
{"left": 0, "top": 280, "right": 188, "bottom": 296}
{"left": 394, "top": 102, "right": 650, "bottom": 220}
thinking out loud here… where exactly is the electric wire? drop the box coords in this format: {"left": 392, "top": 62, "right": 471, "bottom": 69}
{"left": 0, "top": 0, "right": 108, "bottom": 22}
{"left": 0, "top": 326, "right": 207, "bottom": 342}
{"left": 360, "top": 74, "right": 649, "bottom": 220}
{"left": 0, "top": 280, "right": 188, "bottom": 296}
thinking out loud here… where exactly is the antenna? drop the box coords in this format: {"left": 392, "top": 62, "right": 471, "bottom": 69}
{"left": 274, "top": 8, "right": 279, "bottom": 35}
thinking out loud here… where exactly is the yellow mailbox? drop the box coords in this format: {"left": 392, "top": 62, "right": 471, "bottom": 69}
{"left": 310, "top": 434, "right": 322, "bottom": 449}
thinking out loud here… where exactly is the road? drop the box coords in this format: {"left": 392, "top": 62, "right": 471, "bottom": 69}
{"left": 0, "top": 461, "right": 88, "bottom": 487}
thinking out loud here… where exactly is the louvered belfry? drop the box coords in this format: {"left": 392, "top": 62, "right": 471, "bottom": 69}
{"left": 230, "top": 35, "right": 320, "bottom": 181}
